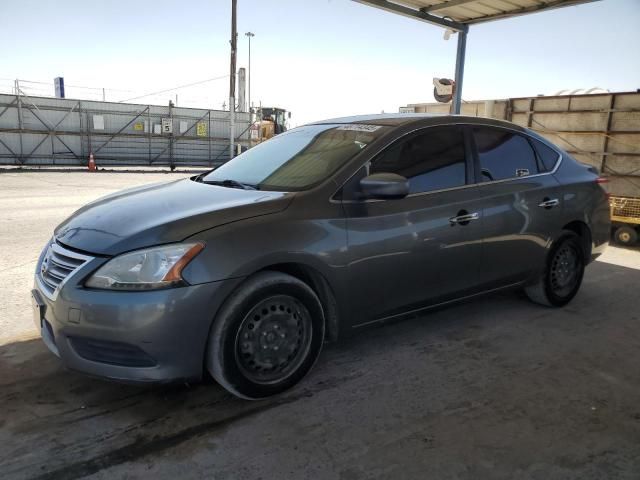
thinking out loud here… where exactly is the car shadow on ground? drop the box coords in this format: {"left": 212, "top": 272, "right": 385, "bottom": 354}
{"left": 1, "top": 259, "right": 639, "bottom": 480}
{"left": 609, "top": 242, "right": 640, "bottom": 251}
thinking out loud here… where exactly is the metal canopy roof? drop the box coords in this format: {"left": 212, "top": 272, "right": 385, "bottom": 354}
{"left": 353, "top": 0, "right": 599, "bottom": 113}
{"left": 354, "top": 0, "right": 598, "bottom": 31}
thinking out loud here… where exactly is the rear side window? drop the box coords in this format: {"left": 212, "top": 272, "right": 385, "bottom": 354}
{"left": 530, "top": 138, "right": 560, "bottom": 172}
{"left": 473, "top": 127, "right": 539, "bottom": 182}
{"left": 370, "top": 126, "right": 466, "bottom": 194}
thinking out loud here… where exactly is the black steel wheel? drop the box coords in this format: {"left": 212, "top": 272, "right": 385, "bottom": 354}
{"left": 549, "top": 242, "right": 581, "bottom": 298}
{"left": 525, "top": 231, "right": 585, "bottom": 307}
{"left": 206, "top": 271, "right": 325, "bottom": 399}
{"left": 235, "top": 295, "right": 313, "bottom": 384}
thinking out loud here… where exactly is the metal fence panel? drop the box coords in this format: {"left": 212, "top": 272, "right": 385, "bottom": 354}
{"left": 0, "top": 93, "right": 249, "bottom": 167}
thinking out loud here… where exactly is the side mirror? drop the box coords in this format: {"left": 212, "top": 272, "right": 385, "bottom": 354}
{"left": 359, "top": 173, "right": 409, "bottom": 199}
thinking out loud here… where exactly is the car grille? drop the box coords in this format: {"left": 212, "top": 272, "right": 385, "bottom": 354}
{"left": 38, "top": 241, "right": 92, "bottom": 299}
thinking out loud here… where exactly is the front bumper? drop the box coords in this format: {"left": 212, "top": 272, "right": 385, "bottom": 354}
{"left": 32, "top": 255, "right": 242, "bottom": 384}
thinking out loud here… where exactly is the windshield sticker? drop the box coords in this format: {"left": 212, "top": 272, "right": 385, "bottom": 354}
{"left": 336, "top": 124, "right": 382, "bottom": 132}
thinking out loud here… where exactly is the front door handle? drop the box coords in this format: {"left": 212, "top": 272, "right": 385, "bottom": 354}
{"left": 449, "top": 211, "right": 480, "bottom": 226}
{"left": 538, "top": 198, "right": 560, "bottom": 209}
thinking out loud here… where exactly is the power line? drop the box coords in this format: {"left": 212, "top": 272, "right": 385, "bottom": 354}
{"left": 0, "top": 78, "right": 136, "bottom": 94}
{"left": 118, "top": 75, "right": 230, "bottom": 103}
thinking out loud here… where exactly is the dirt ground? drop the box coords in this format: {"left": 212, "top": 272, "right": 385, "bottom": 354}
{"left": 1, "top": 170, "right": 639, "bottom": 480}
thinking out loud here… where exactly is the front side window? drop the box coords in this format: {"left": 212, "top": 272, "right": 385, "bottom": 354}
{"left": 473, "top": 127, "right": 539, "bottom": 182}
{"left": 203, "top": 123, "right": 389, "bottom": 191}
{"left": 370, "top": 126, "right": 467, "bottom": 194}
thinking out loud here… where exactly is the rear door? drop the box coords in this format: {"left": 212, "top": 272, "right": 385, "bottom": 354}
{"left": 470, "top": 126, "right": 564, "bottom": 288}
{"left": 342, "top": 125, "right": 484, "bottom": 323}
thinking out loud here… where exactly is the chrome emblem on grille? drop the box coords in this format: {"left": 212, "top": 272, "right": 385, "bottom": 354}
{"left": 40, "top": 247, "right": 51, "bottom": 276}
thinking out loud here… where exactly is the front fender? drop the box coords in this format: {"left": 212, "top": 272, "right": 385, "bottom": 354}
{"left": 180, "top": 206, "right": 349, "bottom": 294}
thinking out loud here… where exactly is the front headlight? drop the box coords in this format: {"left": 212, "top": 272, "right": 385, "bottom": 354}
{"left": 85, "top": 242, "right": 204, "bottom": 290}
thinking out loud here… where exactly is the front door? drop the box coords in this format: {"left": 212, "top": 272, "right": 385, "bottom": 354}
{"left": 342, "top": 126, "right": 484, "bottom": 325}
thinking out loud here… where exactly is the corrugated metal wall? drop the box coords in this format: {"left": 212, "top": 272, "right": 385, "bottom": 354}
{"left": 0, "top": 93, "right": 250, "bottom": 167}
{"left": 405, "top": 91, "right": 640, "bottom": 197}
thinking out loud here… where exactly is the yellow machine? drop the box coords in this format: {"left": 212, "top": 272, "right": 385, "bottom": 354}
{"left": 610, "top": 195, "right": 640, "bottom": 245}
{"left": 251, "top": 107, "right": 289, "bottom": 143}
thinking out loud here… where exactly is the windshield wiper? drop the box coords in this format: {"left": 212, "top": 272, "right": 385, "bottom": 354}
{"left": 202, "top": 179, "right": 258, "bottom": 190}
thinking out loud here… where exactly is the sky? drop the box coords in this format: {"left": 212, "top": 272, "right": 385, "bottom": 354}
{"left": 1, "top": 0, "right": 639, "bottom": 126}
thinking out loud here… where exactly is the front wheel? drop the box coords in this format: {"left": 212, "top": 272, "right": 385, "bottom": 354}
{"left": 524, "top": 231, "right": 585, "bottom": 307}
{"left": 206, "top": 271, "right": 325, "bottom": 400}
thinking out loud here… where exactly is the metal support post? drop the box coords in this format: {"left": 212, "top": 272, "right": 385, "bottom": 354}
{"left": 79, "top": 101, "right": 84, "bottom": 161}
{"left": 601, "top": 94, "right": 615, "bottom": 173}
{"left": 86, "top": 110, "right": 92, "bottom": 156}
{"left": 50, "top": 130, "right": 55, "bottom": 163}
{"left": 452, "top": 29, "right": 467, "bottom": 115}
{"left": 229, "top": 0, "right": 237, "bottom": 160}
{"left": 208, "top": 110, "right": 212, "bottom": 165}
{"left": 246, "top": 31, "right": 255, "bottom": 149}
{"left": 169, "top": 100, "right": 175, "bottom": 170}
{"left": 15, "top": 81, "right": 24, "bottom": 164}
{"left": 148, "top": 107, "right": 152, "bottom": 164}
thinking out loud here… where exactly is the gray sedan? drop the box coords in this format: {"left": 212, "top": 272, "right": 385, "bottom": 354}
{"left": 32, "top": 114, "right": 610, "bottom": 399}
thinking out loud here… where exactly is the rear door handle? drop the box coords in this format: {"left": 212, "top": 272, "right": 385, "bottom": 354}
{"left": 538, "top": 198, "right": 560, "bottom": 209}
{"left": 449, "top": 212, "right": 480, "bottom": 225}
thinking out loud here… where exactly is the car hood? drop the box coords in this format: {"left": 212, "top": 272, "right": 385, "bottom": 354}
{"left": 54, "top": 178, "right": 293, "bottom": 256}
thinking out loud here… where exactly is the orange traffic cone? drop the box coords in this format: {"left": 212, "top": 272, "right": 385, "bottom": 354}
{"left": 88, "top": 152, "right": 96, "bottom": 172}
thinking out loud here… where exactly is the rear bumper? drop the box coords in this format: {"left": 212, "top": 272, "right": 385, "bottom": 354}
{"left": 590, "top": 195, "right": 611, "bottom": 263}
{"left": 32, "top": 274, "right": 242, "bottom": 384}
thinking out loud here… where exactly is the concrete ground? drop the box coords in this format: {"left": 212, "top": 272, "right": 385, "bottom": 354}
{"left": 0, "top": 169, "right": 195, "bottom": 342}
{"left": 1, "top": 170, "right": 639, "bottom": 479}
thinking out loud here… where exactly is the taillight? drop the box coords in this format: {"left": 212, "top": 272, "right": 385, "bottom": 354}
{"left": 596, "top": 177, "right": 610, "bottom": 199}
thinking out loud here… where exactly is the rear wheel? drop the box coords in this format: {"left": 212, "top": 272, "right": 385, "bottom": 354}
{"left": 525, "top": 231, "right": 585, "bottom": 307}
{"left": 206, "top": 271, "right": 325, "bottom": 399}
{"left": 614, "top": 226, "right": 638, "bottom": 245}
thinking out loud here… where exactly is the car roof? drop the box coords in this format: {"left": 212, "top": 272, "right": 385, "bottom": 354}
{"left": 310, "top": 113, "right": 439, "bottom": 126}
{"left": 308, "top": 113, "right": 529, "bottom": 132}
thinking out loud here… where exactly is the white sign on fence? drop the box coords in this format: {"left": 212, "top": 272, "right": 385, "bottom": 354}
{"left": 93, "top": 115, "right": 105, "bottom": 130}
{"left": 161, "top": 118, "right": 173, "bottom": 134}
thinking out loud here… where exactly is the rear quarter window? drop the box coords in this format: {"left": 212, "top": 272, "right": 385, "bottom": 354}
{"left": 530, "top": 138, "right": 561, "bottom": 172}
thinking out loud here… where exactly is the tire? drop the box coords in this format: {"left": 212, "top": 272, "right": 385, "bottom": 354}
{"left": 614, "top": 226, "right": 638, "bottom": 246}
{"left": 206, "top": 271, "right": 325, "bottom": 400}
{"left": 524, "top": 231, "right": 585, "bottom": 307}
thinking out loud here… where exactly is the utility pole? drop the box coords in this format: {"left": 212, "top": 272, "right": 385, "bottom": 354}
{"left": 245, "top": 31, "right": 255, "bottom": 148}
{"left": 229, "top": 0, "right": 237, "bottom": 160}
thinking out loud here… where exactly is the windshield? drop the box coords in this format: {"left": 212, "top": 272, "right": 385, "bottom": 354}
{"left": 202, "top": 123, "right": 389, "bottom": 191}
